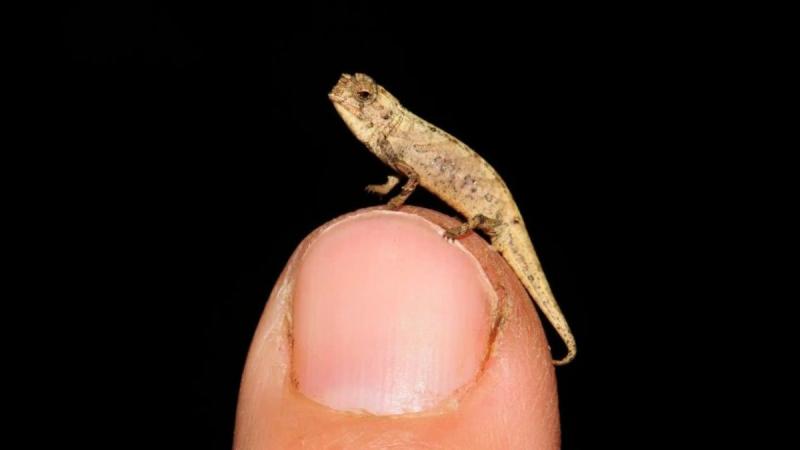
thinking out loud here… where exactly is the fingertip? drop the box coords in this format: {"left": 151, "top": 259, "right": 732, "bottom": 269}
{"left": 235, "top": 207, "right": 560, "bottom": 449}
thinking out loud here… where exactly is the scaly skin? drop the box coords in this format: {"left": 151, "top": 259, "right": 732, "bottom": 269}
{"left": 329, "top": 73, "right": 576, "bottom": 365}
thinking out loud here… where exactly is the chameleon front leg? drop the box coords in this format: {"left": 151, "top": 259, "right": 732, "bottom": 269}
{"left": 365, "top": 175, "right": 400, "bottom": 196}
{"left": 386, "top": 161, "right": 419, "bottom": 210}
{"left": 444, "top": 214, "right": 503, "bottom": 240}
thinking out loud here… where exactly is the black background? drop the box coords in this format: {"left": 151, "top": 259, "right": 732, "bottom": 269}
{"left": 50, "top": 2, "right": 764, "bottom": 449}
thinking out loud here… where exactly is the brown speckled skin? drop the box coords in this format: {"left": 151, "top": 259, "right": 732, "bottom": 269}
{"left": 329, "top": 73, "right": 575, "bottom": 365}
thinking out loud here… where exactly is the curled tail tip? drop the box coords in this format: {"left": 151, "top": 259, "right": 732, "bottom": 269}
{"left": 552, "top": 348, "right": 576, "bottom": 366}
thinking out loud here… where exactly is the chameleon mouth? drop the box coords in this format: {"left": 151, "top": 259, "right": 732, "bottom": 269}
{"left": 328, "top": 73, "right": 354, "bottom": 103}
{"left": 331, "top": 101, "right": 360, "bottom": 126}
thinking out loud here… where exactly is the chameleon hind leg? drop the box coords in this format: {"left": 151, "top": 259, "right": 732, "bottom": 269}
{"left": 444, "top": 214, "right": 503, "bottom": 241}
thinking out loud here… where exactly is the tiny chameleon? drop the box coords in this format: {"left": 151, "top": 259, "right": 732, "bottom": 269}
{"left": 329, "top": 73, "right": 576, "bottom": 365}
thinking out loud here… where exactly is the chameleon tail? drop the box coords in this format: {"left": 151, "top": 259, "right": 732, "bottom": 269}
{"left": 496, "top": 232, "right": 577, "bottom": 366}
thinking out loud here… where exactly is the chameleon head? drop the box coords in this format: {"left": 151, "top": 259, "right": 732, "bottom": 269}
{"left": 328, "top": 73, "right": 400, "bottom": 146}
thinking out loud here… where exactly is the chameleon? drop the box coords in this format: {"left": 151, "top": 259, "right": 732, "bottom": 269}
{"left": 328, "top": 73, "right": 576, "bottom": 365}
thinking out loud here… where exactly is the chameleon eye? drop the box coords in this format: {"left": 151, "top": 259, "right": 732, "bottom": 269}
{"left": 356, "top": 90, "right": 372, "bottom": 101}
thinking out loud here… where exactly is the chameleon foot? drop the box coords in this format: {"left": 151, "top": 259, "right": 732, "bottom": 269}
{"left": 365, "top": 175, "right": 400, "bottom": 196}
{"left": 444, "top": 214, "right": 502, "bottom": 240}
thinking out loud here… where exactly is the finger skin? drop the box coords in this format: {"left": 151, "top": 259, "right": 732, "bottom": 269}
{"left": 234, "top": 206, "right": 560, "bottom": 450}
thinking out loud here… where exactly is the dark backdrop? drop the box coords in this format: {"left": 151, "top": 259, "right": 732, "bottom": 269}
{"left": 53, "top": 2, "right": 746, "bottom": 448}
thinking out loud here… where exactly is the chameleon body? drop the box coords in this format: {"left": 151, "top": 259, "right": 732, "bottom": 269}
{"left": 329, "top": 73, "right": 576, "bottom": 365}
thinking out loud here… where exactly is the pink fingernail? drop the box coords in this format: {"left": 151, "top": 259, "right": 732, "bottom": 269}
{"left": 292, "top": 211, "right": 493, "bottom": 415}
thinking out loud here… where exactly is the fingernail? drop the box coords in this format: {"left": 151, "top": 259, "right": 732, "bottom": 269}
{"left": 292, "top": 211, "right": 493, "bottom": 415}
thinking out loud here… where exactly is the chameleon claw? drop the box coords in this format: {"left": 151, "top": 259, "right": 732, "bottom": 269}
{"left": 364, "top": 185, "right": 384, "bottom": 197}
{"left": 365, "top": 175, "right": 400, "bottom": 197}
{"left": 443, "top": 223, "right": 469, "bottom": 241}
